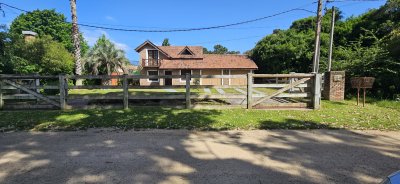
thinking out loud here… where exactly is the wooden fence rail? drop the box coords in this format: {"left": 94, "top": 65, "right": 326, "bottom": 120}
{"left": 0, "top": 73, "right": 321, "bottom": 110}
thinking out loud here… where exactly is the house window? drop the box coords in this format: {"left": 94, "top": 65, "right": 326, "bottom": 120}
{"left": 180, "top": 69, "right": 192, "bottom": 81}
{"left": 222, "top": 69, "right": 230, "bottom": 85}
{"left": 147, "top": 50, "right": 159, "bottom": 60}
{"left": 222, "top": 70, "right": 230, "bottom": 75}
{"left": 147, "top": 70, "right": 159, "bottom": 82}
{"left": 181, "top": 49, "right": 192, "bottom": 55}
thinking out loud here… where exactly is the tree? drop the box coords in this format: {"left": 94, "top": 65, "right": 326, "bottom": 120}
{"left": 250, "top": 3, "right": 400, "bottom": 98}
{"left": 69, "top": 0, "right": 83, "bottom": 85}
{"left": 7, "top": 35, "right": 74, "bottom": 75}
{"left": 83, "top": 35, "right": 129, "bottom": 85}
{"left": 9, "top": 9, "right": 88, "bottom": 53}
{"left": 162, "top": 38, "right": 170, "bottom": 46}
{"left": 0, "top": 25, "right": 11, "bottom": 73}
{"left": 203, "top": 44, "right": 240, "bottom": 54}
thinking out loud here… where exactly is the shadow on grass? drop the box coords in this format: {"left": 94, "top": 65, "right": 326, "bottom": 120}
{"left": 325, "top": 100, "right": 347, "bottom": 106}
{"left": 259, "top": 118, "right": 336, "bottom": 130}
{"left": 0, "top": 108, "right": 222, "bottom": 131}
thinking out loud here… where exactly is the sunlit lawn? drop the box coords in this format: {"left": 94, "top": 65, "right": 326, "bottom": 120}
{"left": 0, "top": 100, "right": 399, "bottom": 131}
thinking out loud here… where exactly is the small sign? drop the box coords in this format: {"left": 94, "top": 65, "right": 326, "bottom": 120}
{"left": 333, "top": 75, "right": 342, "bottom": 82}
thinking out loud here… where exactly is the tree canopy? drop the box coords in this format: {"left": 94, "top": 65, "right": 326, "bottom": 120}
{"left": 162, "top": 38, "right": 171, "bottom": 46}
{"left": 83, "top": 35, "right": 129, "bottom": 76}
{"left": 3, "top": 35, "right": 74, "bottom": 75}
{"left": 9, "top": 9, "right": 88, "bottom": 54}
{"left": 203, "top": 44, "right": 240, "bottom": 54}
{"left": 250, "top": 0, "right": 400, "bottom": 98}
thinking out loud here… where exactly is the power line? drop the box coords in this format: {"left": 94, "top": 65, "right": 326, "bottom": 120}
{"left": 185, "top": 35, "right": 265, "bottom": 45}
{"left": 0, "top": 2, "right": 317, "bottom": 33}
{"left": 326, "top": 0, "right": 385, "bottom": 3}
{"left": 77, "top": 8, "right": 316, "bottom": 32}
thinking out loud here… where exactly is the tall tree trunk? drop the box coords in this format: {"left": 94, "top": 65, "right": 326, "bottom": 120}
{"left": 70, "top": 0, "right": 83, "bottom": 85}
{"left": 102, "top": 63, "right": 111, "bottom": 86}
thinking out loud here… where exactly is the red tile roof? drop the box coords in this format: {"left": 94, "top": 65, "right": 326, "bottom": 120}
{"left": 158, "top": 46, "right": 203, "bottom": 59}
{"left": 135, "top": 40, "right": 258, "bottom": 70}
{"left": 160, "top": 54, "right": 258, "bottom": 69}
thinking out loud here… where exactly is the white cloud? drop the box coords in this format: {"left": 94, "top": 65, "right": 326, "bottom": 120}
{"left": 82, "top": 29, "right": 108, "bottom": 46}
{"left": 105, "top": 16, "right": 115, "bottom": 21}
{"left": 114, "top": 42, "right": 130, "bottom": 52}
{"left": 81, "top": 29, "right": 130, "bottom": 52}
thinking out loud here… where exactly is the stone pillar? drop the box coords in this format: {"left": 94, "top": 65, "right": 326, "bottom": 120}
{"left": 323, "top": 71, "right": 345, "bottom": 101}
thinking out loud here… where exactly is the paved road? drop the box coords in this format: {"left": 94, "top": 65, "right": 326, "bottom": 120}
{"left": 1, "top": 130, "right": 399, "bottom": 184}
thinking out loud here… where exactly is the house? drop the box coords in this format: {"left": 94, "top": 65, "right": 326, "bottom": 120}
{"left": 135, "top": 40, "right": 258, "bottom": 86}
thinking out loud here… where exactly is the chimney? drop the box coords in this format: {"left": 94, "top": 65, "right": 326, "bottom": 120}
{"left": 22, "top": 31, "right": 38, "bottom": 42}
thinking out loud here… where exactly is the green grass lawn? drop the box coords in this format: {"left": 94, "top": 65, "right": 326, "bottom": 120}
{"left": 0, "top": 100, "right": 399, "bottom": 131}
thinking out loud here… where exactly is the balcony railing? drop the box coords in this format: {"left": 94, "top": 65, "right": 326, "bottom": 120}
{"left": 142, "top": 59, "right": 161, "bottom": 67}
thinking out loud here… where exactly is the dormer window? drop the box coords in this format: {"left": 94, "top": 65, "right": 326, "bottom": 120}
{"left": 181, "top": 49, "right": 192, "bottom": 55}
{"left": 178, "top": 47, "right": 194, "bottom": 56}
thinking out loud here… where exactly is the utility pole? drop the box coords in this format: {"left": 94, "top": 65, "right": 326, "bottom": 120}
{"left": 70, "top": 0, "right": 83, "bottom": 86}
{"left": 312, "top": 0, "right": 323, "bottom": 73}
{"left": 328, "top": 6, "right": 336, "bottom": 72}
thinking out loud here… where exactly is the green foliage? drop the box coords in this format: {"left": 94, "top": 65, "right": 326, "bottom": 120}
{"left": 0, "top": 25, "right": 9, "bottom": 73}
{"left": 83, "top": 34, "right": 129, "bottom": 76}
{"left": 9, "top": 9, "right": 88, "bottom": 54}
{"left": 162, "top": 38, "right": 170, "bottom": 46}
{"left": 203, "top": 44, "right": 240, "bottom": 54}
{"left": 250, "top": 2, "right": 400, "bottom": 98}
{"left": 6, "top": 36, "right": 74, "bottom": 75}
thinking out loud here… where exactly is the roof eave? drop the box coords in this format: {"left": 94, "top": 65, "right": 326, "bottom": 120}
{"left": 134, "top": 40, "right": 171, "bottom": 58}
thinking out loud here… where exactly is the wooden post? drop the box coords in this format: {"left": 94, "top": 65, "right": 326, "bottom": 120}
{"left": 312, "top": 0, "right": 323, "bottom": 73}
{"left": 247, "top": 73, "right": 253, "bottom": 109}
{"left": 34, "top": 73, "right": 40, "bottom": 93}
{"left": 59, "top": 75, "right": 66, "bottom": 110}
{"left": 123, "top": 74, "right": 129, "bottom": 110}
{"left": 312, "top": 73, "right": 322, "bottom": 109}
{"left": 0, "top": 79, "right": 4, "bottom": 110}
{"left": 34, "top": 73, "right": 40, "bottom": 104}
{"left": 363, "top": 88, "right": 366, "bottom": 107}
{"left": 185, "top": 73, "right": 191, "bottom": 109}
{"left": 357, "top": 88, "right": 360, "bottom": 106}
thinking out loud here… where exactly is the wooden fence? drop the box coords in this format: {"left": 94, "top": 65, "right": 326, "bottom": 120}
{"left": 0, "top": 73, "right": 321, "bottom": 110}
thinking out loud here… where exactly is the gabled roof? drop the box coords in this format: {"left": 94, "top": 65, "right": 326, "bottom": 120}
{"left": 158, "top": 46, "right": 203, "bottom": 59}
{"left": 159, "top": 54, "right": 258, "bottom": 70}
{"left": 135, "top": 40, "right": 258, "bottom": 70}
{"left": 134, "top": 40, "right": 171, "bottom": 58}
{"left": 178, "top": 46, "right": 195, "bottom": 55}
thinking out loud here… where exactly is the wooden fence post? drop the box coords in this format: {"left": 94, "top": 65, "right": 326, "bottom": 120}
{"left": 312, "top": 73, "right": 322, "bottom": 109}
{"left": 123, "top": 74, "right": 129, "bottom": 110}
{"left": 59, "top": 75, "right": 66, "bottom": 110}
{"left": 0, "top": 78, "right": 4, "bottom": 110}
{"left": 185, "top": 73, "right": 191, "bottom": 109}
{"left": 34, "top": 73, "right": 40, "bottom": 93}
{"left": 34, "top": 73, "right": 40, "bottom": 104}
{"left": 247, "top": 73, "right": 253, "bottom": 109}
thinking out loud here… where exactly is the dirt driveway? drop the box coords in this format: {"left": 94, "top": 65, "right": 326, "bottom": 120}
{"left": 0, "top": 130, "right": 399, "bottom": 184}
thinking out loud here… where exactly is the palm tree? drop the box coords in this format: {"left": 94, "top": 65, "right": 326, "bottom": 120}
{"left": 69, "top": 0, "right": 83, "bottom": 85}
{"left": 83, "top": 35, "right": 129, "bottom": 85}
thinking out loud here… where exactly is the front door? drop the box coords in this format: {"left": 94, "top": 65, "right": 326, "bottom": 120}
{"left": 165, "top": 71, "right": 172, "bottom": 86}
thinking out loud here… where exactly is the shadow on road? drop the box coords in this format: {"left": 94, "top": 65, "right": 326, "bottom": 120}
{"left": 0, "top": 119, "right": 399, "bottom": 183}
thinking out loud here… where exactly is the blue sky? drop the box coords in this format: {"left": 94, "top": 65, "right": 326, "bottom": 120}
{"left": 0, "top": 0, "right": 386, "bottom": 65}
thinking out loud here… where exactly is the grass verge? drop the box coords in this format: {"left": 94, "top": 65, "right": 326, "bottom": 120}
{"left": 0, "top": 100, "right": 399, "bottom": 131}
